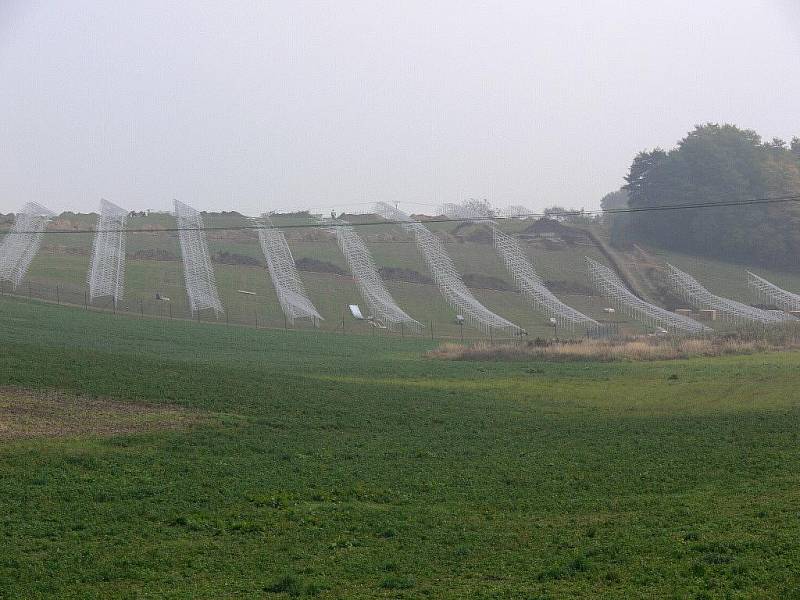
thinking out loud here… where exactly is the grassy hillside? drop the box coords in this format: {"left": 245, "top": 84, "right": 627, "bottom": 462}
{"left": 8, "top": 212, "right": 800, "bottom": 338}
{"left": 14, "top": 213, "right": 618, "bottom": 338}
{"left": 648, "top": 248, "right": 800, "bottom": 304}
{"left": 2, "top": 295, "right": 800, "bottom": 597}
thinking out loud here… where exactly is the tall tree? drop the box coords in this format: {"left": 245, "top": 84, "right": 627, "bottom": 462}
{"left": 615, "top": 124, "right": 800, "bottom": 269}
{"left": 600, "top": 189, "right": 629, "bottom": 243}
{"left": 791, "top": 137, "right": 800, "bottom": 160}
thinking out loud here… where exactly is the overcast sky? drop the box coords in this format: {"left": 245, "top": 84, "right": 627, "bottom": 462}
{"left": 1, "top": 1, "right": 799, "bottom": 216}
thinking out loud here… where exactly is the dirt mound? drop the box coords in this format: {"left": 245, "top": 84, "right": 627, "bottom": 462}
{"left": 462, "top": 273, "right": 513, "bottom": 291}
{"left": 544, "top": 280, "right": 593, "bottom": 295}
{"left": 378, "top": 266, "right": 433, "bottom": 285}
{"left": 131, "top": 249, "right": 179, "bottom": 262}
{"left": 213, "top": 251, "right": 263, "bottom": 267}
{"left": 520, "top": 219, "right": 587, "bottom": 244}
{"left": 295, "top": 257, "right": 347, "bottom": 275}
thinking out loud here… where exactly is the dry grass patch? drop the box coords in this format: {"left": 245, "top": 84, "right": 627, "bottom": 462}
{"left": 427, "top": 336, "right": 795, "bottom": 362}
{"left": 0, "top": 387, "right": 206, "bottom": 440}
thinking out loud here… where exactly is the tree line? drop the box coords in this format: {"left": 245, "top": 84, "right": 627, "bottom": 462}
{"left": 606, "top": 124, "right": 800, "bottom": 270}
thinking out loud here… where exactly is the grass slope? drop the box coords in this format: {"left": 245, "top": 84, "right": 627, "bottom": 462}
{"left": 1, "top": 296, "right": 800, "bottom": 597}
{"left": 17, "top": 214, "right": 616, "bottom": 338}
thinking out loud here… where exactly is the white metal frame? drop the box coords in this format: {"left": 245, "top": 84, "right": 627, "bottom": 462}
{"left": 375, "top": 202, "right": 521, "bottom": 335}
{"left": 88, "top": 199, "right": 127, "bottom": 304}
{"left": 257, "top": 216, "right": 322, "bottom": 325}
{"left": 0, "top": 202, "right": 55, "bottom": 289}
{"left": 441, "top": 203, "right": 597, "bottom": 331}
{"left": 666, "top": 264, "right": 792, "bottom": 324}
{"left": 587, "top": 258, "right": 709, "bottom": 333}
{"left": 327, "top": 218, "right": 421, "bottom": 331}
{"left": 174, "top": 200, "right": 224, "bottom": 316}
{"left": 747, "top": 271, "right": 800, "bottom": 312}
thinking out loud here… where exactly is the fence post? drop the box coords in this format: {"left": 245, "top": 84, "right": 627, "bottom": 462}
{"left": 430, "top": 321, "right": 433, "bottom": 341}
{"left": 84, "top": 290, "right": 88, "bottom": 310}
{"left": 28, "top": 281, "right": 31, "bottom": 299}
{"left": 169, "top": 303, "right": 172, "bottom": 319}
{"left": 56, "top": 284, "right": 60, "bottom": 305}
{"left": 140, "top": 299, "right": 144, "bottom": 318}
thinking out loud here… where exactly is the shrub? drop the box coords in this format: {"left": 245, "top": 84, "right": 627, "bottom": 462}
{"left": 264, "top": 574, "right": 302, "bottom": 596}
{"left": 426, "top": 332, "right": 800, "bottom": 362}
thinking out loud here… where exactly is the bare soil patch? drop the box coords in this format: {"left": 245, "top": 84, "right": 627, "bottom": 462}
{"left": 0, "top": 387, "right": 205, "bottom": 440}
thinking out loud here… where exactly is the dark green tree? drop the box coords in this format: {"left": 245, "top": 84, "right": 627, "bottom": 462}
{"left": 615, "top": 124, "right": 800, "bottom": 269}
{"left": 791, "top": 137, "right": 800, "bottom": 160}
{"left": 600, "top": 189, "right": 629, "bottom": 243}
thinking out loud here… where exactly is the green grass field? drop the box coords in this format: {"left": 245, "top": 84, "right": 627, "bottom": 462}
{"left": 2, "top": 295, "right": 800, "bottom": 598}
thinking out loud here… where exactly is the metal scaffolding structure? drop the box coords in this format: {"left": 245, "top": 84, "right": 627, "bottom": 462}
{"left": 375, "top": 202, "right": 521, "bottom": 335}
{"left": 747, "top": 271, "right": 800, "bottom": 312}
{"left": 0, "top": 202, "right": 55, "bottom": 289}
{"left": 666, "top": 264, "right": 793, "bottom": 324}
{"left": 441, "top": 203, "right": 597, "bottom": 331}
{"left": 587, "top": 258, "right": 709, "bottom": 334}
{"left": 87, "top": 199, "right": 127, "bottom": 304}
{"left": 257, "top": 216, "right": 322, "bottom": 325}
{"left": 327, "top": 219, "right": 421, "bottom": 330}
{"left": 174, "top": 200, "right": 224, "bottom": 316}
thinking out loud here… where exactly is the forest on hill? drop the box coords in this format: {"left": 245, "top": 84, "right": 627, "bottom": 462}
{"left": 608, "top": 124, "right": 800, "bottom": 270}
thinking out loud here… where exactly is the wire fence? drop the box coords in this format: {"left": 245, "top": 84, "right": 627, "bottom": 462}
{"left": 0, "top": 277, "right": 625, "bottom": 347}
{"left": 5, "top": 209, "right": 776, "bottom": 347}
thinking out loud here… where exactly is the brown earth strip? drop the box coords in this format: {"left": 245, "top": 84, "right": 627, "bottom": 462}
{"left": 0, "top": 387, "right": 206, "bottom": 440}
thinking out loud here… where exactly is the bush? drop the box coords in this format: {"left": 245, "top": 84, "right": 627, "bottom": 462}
{"left": 264, "top": 574, "right": 302, "bottom": 596}
{"left": 427, "top": 330, "right": 800, "bottom": 362}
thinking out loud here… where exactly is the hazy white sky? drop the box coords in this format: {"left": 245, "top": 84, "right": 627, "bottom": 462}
{"left": 1, "top": 1, "right": 799, "bottom": 216}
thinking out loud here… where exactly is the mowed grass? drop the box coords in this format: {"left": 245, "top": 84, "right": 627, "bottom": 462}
{"left": 2, "top": 296, "right": 800, "bottom": 598}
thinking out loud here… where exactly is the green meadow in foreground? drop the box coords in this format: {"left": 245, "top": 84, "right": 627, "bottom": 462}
{"left": 1, "top": 296, "right": 800, "bottom": 598}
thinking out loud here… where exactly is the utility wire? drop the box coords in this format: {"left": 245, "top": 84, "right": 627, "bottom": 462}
{"left": 1, "top": 194, "right": 799, "bottom": 235}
